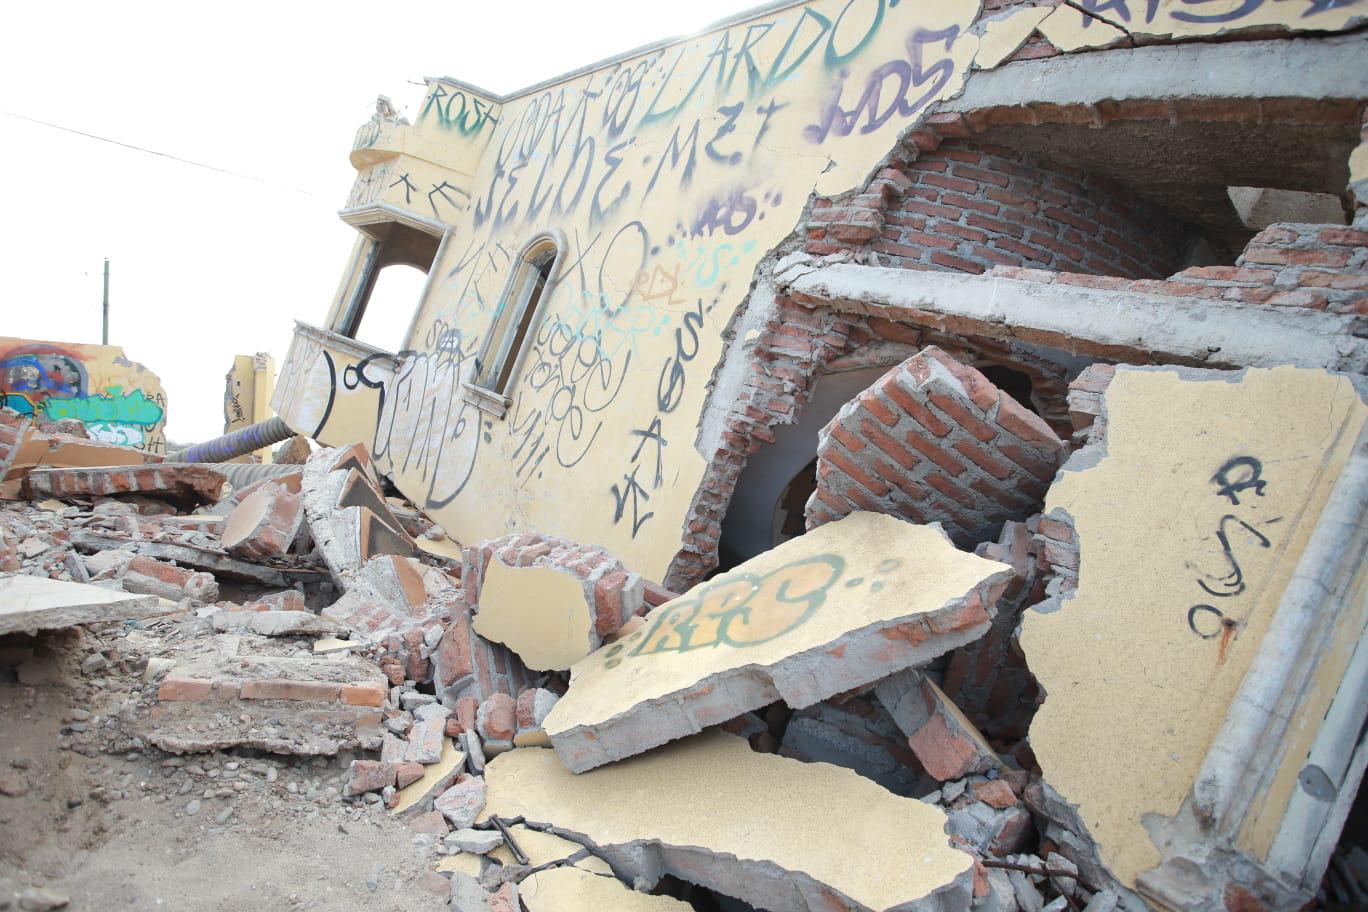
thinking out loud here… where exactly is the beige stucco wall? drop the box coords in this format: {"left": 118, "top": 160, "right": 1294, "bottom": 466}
{"left": 1021, "top": 365, "right": 1368, "bottom": 888}
{"left": 284, "top": 0, "right": 1363, "bottom": 582}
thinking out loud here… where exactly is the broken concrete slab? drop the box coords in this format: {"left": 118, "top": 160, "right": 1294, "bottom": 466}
{"left": 471, "top": 559, "right": 596, "bottom": 672}
{"left": 482, "top": 731, "right": 975, "bottom": 911}
{"left": 780, "top": 261, "right": 1368, "bottom": 375}
{"left": 1020, "top": 364, "right": 1368, "bottom": 903}
{"left": 488, "top": 824, "right": 594, "bottom": 869}
{"left": 518, "top": 866, "right": 692, "bottom": 911}
{"left": 211, "top": 610, "right": 346, "bottom": 638}
{"left": 0, "top": 575, "right": 169, "bottom": 635}
{"left": 877, "top": 670, "right": 1001, "bottom": 782}
{"left": 25, "top": 463, "right": 225, "bottom": 508}
{"left": 544, "top": 511, "right": 1011, "bottom": 772}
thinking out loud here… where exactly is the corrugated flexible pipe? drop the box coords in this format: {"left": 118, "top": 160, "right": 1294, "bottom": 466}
{"left": 166, "top": 416, "right": 294, "bottom": 464}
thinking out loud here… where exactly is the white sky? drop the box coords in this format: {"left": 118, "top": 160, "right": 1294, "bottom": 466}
{"left": 0, "top": 0, "right": 756, "bottom": 445}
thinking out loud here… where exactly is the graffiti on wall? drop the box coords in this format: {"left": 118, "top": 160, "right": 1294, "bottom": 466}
{"left": 289, "top": 0, "right": 1364, "bottom": 582}
{"left": 0, "top": 338, "right": 168, "bottom": 452}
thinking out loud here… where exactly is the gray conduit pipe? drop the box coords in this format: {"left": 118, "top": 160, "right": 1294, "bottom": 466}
{"left": 166, "top": 416, "right": 294, "bottom": 464}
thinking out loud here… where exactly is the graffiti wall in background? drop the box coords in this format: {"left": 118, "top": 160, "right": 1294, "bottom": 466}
{"left": 0, "top": 336, "right": 168, "bottom": 454}
{"left": 282, "top": 0, "right": 1364, "bottom": 583}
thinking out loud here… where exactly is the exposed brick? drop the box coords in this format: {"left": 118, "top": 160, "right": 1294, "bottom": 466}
{"left": 158, "top": 677, "right": 214, "bottom": 702}
{"left": 239, "top": 679, "right": 342, "bottom": 702}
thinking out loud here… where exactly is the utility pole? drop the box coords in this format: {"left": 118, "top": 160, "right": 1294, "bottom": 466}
{"left": 101, "top": 258, "right": 109, "bottom": 345}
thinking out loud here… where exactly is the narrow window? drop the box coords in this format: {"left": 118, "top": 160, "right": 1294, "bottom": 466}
{"left": 475, "top": 236, "right": 559, "bottom": 394}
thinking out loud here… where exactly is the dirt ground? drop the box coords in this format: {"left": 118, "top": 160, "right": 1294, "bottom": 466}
{"left": 0, "top": 625, "right": 448, "bottom": 912}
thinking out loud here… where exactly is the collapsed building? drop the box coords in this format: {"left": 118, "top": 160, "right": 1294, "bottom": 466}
{"left": 2, "top": 1, "right": 1367, "bottom": 910}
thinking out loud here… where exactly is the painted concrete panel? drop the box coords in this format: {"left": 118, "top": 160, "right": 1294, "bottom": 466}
{"left": 472, "top": 558, "right": 597, "bottom": 671}
{"left": 544, "top": 511, "right": 1011, "bottom": 770}
{"left": 1020, "top": 365, "right": 1368, "bottom": 888}
{"left": 0, "top": 335, "right": 168, "bottom": 455}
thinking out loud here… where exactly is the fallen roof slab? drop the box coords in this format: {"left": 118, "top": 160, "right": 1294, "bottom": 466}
{"left": 781, "top": 262, "right": 1368, "bottom": 374}
{"left": 482, "top": 731, "right": 974, "bottom": 912}
{"left": 544, "top": 511, "right": 1011, "bottom": 772}
{"left": 0, "top": 575, "right": 168, "bottom": 635}
{"left": 1020, "top": 364, "right": 1368, "bottom": 903}
{"left": 518, "top": 866, "right": 692, "bottom": 911}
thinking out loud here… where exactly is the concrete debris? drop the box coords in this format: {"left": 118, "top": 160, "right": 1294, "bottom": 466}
{"left": 446, "top": 828, "right": 503, "bottom": 854}
{"left": 434, "top": 776, "right": 486, "bottom": 829}
{"left": 301, "top": 445, "right": 418, "bottom": 588}
{"left": 482, "top": 731, "right": 976, "bottom": 911}
{"left": 0, "top": 575, "right": 169, "bottom": 635}
{"left": 210, "top": 609, "right": 345, "bottom": 637}
{"left": 390, "top": 737, "right": 466, "bottom": 816}
{"left": 544, "top": 511, "right": 1012, "bottom": 772}
{"left": 465, "top": 531, "right": 645, "bottom": 671}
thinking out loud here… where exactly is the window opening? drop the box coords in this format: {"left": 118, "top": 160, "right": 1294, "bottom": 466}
{"left": 475, "top": 237, "right": 559, "bottom": 395}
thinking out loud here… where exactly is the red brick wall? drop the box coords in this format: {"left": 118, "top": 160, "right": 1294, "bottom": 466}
{"left": 990, "top": 224, "right": 1368, "bottom": 316}
{"left": 856, "top": 141, "right": 1188, "bottom": 278}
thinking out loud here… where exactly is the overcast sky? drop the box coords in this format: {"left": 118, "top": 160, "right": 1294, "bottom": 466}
{"left": 0, "top": 0, "right": 754, "bottom": 444}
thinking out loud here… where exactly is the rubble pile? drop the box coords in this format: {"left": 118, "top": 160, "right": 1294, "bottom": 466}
{"left": 2, "top": 357, "right": 1365, "bottom": 912}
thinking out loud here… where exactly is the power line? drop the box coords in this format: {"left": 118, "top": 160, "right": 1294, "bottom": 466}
{"left": 0, "top": 107, "right": 317, "bottom": 196}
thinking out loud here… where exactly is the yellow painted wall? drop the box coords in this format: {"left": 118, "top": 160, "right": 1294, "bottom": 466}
{"left": 0, "top": 335, "right": 168, "bottom": 455}
{"left": 223, "top": 353, "right": 277, "bottom": 462}
{"left": 288, "top": 0, "right": 1362, "bottom": 582}
{"left": 1020, "top": 366, "right": 1367, "bottom": 888}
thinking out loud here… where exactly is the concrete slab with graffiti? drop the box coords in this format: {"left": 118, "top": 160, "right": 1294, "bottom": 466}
{"left": 0, "top": 335, "right": 168, "bottom": 455}
{"left": 481, "top": 731, "right": 975, "bottom": 912}
{"left": 1021, "top": 365, "right": 1368, "bottom": 892}
{"left": 544, "top": 511, "right": 1011, "bottom": 772}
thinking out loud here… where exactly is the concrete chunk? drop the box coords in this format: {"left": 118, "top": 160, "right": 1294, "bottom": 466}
{"left": 0, "top": 576, "right": 168, "bottom": 635}
{"left": 435, "top": 776, "right": 486, "bottom": 829}
{"left": 482, "top": 731, "right": 974, "bottom": 912}
{"left": 472, "top": 559, "right": 596, "bottom": 671}
{"left": 545, "top": 512, "right": 1011, "bottom": 772}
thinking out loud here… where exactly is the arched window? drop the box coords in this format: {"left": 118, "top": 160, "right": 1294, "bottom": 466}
{"left": 473, "top": 234, "right": 561, "bottom": 395}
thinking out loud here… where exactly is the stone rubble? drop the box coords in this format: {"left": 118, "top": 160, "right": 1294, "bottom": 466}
{"left": 4, "top": 395, "right": 1364, "bottom": 912}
